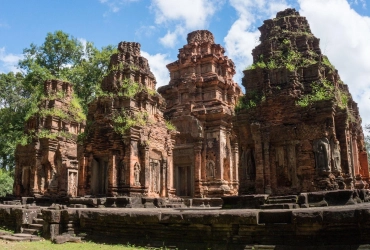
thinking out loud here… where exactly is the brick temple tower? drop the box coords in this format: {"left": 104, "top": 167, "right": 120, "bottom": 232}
{"left": 14, "top": 79, "right": 85, "bottom": 198}
{"left": 235, "top": 9, "right": 369, "bottom": 195}
{"left": 79, "top": 42, "right": 176, "bottom": 197}
{"left": 158, "top": 30, "right": 242, "bottom": 198}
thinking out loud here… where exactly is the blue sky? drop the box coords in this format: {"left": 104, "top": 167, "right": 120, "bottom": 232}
{"left": 1, "top": 0, "right": 370, "bottom": 128}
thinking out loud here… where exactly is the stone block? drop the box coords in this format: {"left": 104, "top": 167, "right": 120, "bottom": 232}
{"left": 259, "top": 211, "right": 292, "bottom": 224}
{"left": 292, "top": 210, "right": 323, "bottom": 224}
{"left": 42, "top": 210, "right": 62, "bottom": 223}
{"left": 222, "top": 195, "right": 268, "bottom": 209}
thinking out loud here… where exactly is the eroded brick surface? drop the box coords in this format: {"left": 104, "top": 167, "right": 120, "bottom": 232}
{"left": 235, "top": 8, "right": 369, "bottom": 195}
{"left": 158, "top": 30, "right": 242, "bottom": 198}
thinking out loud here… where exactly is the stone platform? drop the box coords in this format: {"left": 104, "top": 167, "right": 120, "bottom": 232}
{"left": 2, "top": 202, "right": 370, "bottom": 249}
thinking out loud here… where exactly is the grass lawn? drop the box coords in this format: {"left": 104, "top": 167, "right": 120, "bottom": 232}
{"left": 0, "top": 239, "right": 148, "bottom": 250}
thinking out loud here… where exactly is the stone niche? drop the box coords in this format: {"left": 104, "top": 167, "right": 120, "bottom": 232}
{"left": 235, "top": 8, "right": 369, "bottom": 195}
{"left": 158, "top": 30, "right": 242, "bottom": 198}
{"left": 79, "top": 42, "right": 176, "bottom": 198}
{"left": 14, "top": 79, "right": 85, "bottom": 198}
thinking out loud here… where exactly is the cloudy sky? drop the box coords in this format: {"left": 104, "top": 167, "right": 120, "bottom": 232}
{"left": 0, "top": 0, "right": 369, "bottom": 129}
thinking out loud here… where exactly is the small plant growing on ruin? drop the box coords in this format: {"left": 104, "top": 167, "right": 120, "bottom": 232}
{"left": 165, "top": 121, "right": 176, "bottom": 131}
{"left": 70, "top": 94, "right": 86, "bottom": 122}
{"left": 119, "top": 78, "right": 141, "bottom": 98}
{"left": 267, "top": 59, "right": 277, "bottom": 69}
{"left": 322, "top": 56, "right": 335, "bottom": 70}
{"left": 113, "top": 110, "right": 149, "bottom": 135}
{"left": 297, "top": 79, "right": 335, "bottom": 107}
{"left": 282, "top": 38, "right": 291, "bottom": 45}
{"left": 36, "top": 129, "right": 74, "bottom": 140}
{"left": 39, "top": 107, "right": 69, "bottom": 120}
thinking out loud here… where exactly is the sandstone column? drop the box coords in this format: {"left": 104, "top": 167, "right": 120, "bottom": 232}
{"left": 194, "top": 141, "right": 203, "bottom": 197}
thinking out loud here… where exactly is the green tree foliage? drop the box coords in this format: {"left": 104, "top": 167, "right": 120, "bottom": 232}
{"left": 0, "top": 72, "right": 28, "bottom": 171}
{"left": 19, "top": 30, "right": 83, "bottom": 82}
{"left": 0, "top": 30, "right": 115, "bottom": 172}
{"left": 365, "top": 136, "right": 370, "bottom": 167}
{"left": 0, "top": 169, "right": 13, "bottom": 196}
{"left": 19, "top": 30, "right": 116, "bottom": 112}
{"left": 68, "top": 42, "right": 116, "bottom": 111}
{"left": 365, "top": 126, "right": 370, "bottom": 167}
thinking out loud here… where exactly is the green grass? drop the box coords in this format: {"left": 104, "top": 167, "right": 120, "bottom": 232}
{"left": 0, "top": 227, "right": 14, "bottom": 234}
{"left": 0, "top": 239, "right": 148, "bottom": 250}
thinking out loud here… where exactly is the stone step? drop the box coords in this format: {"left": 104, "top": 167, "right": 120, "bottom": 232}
{"left": 13, "top": 233, "right": 34, "bottom": 238}
{"left": 33, "top": 218, "right": 44, "bottom": 224}
{"left": 29, "top": 224, "right": 43, "bottom": 230}
{"left": 22, "top": 228, "right": 38, "bottom": 235}
{"left": 268, "top": 195, "right": 298, "bottom": 199}
{"left": 260, "top": 203, "right": 300, "bottom": 210}
{"left": 267, "top": 198, "right": 297, "bottom": 204}
{"left": 0, "top": 235, "right": 29, "bottom": 242}
{"left": 165, "top": 204, "right": 184, "bottom": 208}
{"left": 13, "top": 233, "right": 43, "bottom": 242}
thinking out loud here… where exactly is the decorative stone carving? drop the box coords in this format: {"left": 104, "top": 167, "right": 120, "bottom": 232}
{"left": 235, "top": 8, "right": 369, "bottom": 194}
{"left": 187, "top": 30, "right": 215, "bottom": 44}
{"left": 134, "top": 162, "right": 141, "bottom": 186}
{"left": 206, "top": 160, "right": 216, "bottom": 180}
{"left": 331, "top": 139, "right": 341, "bottom": 173}
{"left": 14, "top": 79, "right": 84, "bottom": 198}
{"left": 313, "top": 138, "right": 331, "bottom": 174}
{"left": 158, "top": 30, "right": 242, "bottom": 197}
{"left": 80, "top": 41, "right": 176, "bottom": 197}
{"left": 68, "top": 170, "right": 78, "bottom": 197}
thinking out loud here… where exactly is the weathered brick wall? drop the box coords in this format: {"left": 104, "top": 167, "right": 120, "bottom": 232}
{"left": 0, "top": 205, "right": 19, "bottom": 231}
{"left": 0, "top": 205, "right": 40, "bottom": 232}
{"left": 73, "top": 205, "right": 370, "bottom": 249}
{"left": 2, "top": 204, "right": 370, "bottom": 248}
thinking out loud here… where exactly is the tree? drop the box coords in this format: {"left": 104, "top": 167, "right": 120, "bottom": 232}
{"left": 0, "top": 30, "right": 115, "bottom": 172}
{"left": 0, "top": 169, "right": 13, "bottom": 197}
{"left": 19, "top": 30, "right": 115, "bottom": 112}
{"left": 365, "top": 127, "right": 370, "bottom": 167}
{"left": 68, "top": 43, "right": 116, "bottom": 112}
{"left": 0, "top": 72, "right": 27, "bottom": 171}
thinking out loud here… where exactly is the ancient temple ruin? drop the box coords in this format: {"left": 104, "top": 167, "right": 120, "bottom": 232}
{"left": 5, "top": 8, "right": 370, "bottom": 249}
{"left": 14, "top": 79, "right": 85, "bottom": 197}
{"left": 158, "top": 30, "right": 242, "bottom": 197}
{"left": 235, "top": 8, "right": 369, "bottom": 195}
{"left": 78, "top": 42, "right": 176, "bottom": 197}
{"left": 11, "top": 9, "right": 369, "bottom": 202}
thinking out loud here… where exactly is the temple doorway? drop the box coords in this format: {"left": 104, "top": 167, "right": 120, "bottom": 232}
{"left": 91, "top": 158, "right": 108, "bottom": 195}
{"left": 175, "top": 165, "right": 192, "bottom": 197}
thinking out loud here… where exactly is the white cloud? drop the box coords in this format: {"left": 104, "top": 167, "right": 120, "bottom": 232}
{"left": 224, "top": 0, "right": 290, "bottom": 85}
{"left": 151, "top": 0, "right": 223, "bottom": 47}
{"left": 135, "top": 25, "right": 156, "bottom": 38}
{"left": 0, "top": 22, "right": 9, "bottom": 28}
{"left": 0, "top": 47, "right": 22, "bottom": 73}
{"left": 99, "top": 0, "right": 139, "bottom": 14}
{"left": 141, "top": 51, "right": 171, "bottom": 88}
{"left": 159, "top": 31, "right": 178, "bottom": 48}
{"left": 298, "top": 0, "right": 370, "bottom": 128}
{"left": 158, "top": 25, "right": 185, "bottom": 48}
